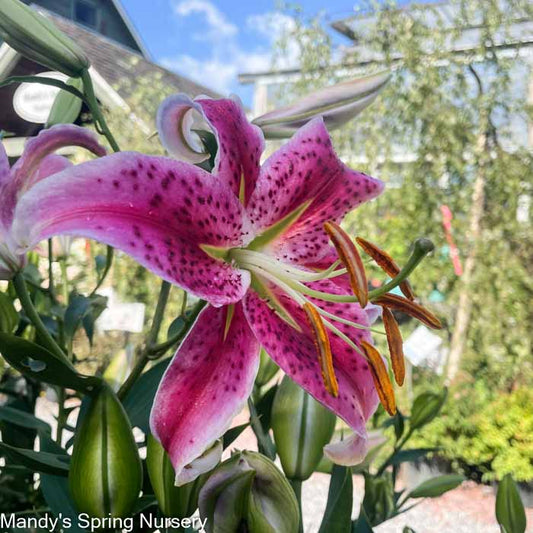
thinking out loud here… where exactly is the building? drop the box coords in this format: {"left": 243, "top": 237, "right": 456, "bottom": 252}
{"left": 0, "top": 0, "right": 219, "bottom": 159}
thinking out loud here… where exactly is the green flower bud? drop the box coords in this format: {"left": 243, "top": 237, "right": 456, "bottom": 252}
{"left": 271, "top": 375, "right": 336, "bottom": 481}
{"left": 0, "top": 0, "right": 90, "bottom": 77}
{"left": 46, "top": 77, "right": 84, "bottom": 127}
{"left": 146, "top": 435, "right": 208, "bottom": 518}
{"left": 69, "top": 385, "right": 142, "bottom": 518}
{"left": 255, "top": 349, "right": 279, "bottom": 388}
{"left": 362, "top": 472, "right": 395, "bottom": 526}
{"left": 199, "top": 451, "right": 300, "bottom": 533}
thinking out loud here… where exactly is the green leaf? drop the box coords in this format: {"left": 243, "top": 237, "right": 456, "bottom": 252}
{"left": 409, "top": 389, "right": 447, "bottom": 431}
{"left": 352, "top": 508, "right": 374, "bottom": 533}
{"left": 0, "top": 405, "right": 51, "bottom": 435}
{"left": 46, "top": 76, "right": 83, "bottom": 127}
{"left": 0, "top": 441, "right": 69, "bottom": 476}
{"left": 393, "top": 410, "right": 405, "bottom": 440}
{"left": 0, "top": 333, "right": 101, "bottom": 393}
{"left": 386, "top": 447, "right": 441, "bottom": 467}
{"left": 496, "top": 474, "right": 526, "bottom": 533}
{"left": 0, "top": 291, "right": 18, "bottom": 333}
{"left": 167, "top": 316, "right": 185, "bottom": 338}
{"left": 223, "top": 422, "right": 249, "bottom": 450}
{"left": 122, "top": 357, "right": 170, "bottom": 433}
{"left": 406, "top": 474, "right": 464, "bottom": 499}
{"left": 256, "top": 383, "right": 278, "bottom": 432}
{"left": 319, "top": 465, "right": 353, "bottom": 533}
{"left": 39, "top": 437, "right": 88, "bottom": 533}
{"left": 403, "top": 528, "right": 416, "bottom": 533}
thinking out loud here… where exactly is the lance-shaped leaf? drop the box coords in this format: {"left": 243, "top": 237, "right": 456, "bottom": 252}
{"left": 0, "top": 333, "right": 101, "bottom": 393}
{"left": 0, "top": 291, "right": 18, "bottom": 333}
{"left": 253, "top": 71, "right": 390, "bottom": 139}
{"left": 496, "top": 474, "right": 526, "bottom": 533}
{"left": 405, "top": 474, "right": 464, "bottom": 500}
{"left": 0, "top": 440, "right": 70, "bottom": 476}
{"left": 409, "top": 389, "right": 447, "bottom": 431}
{"left": 318, "top": 465, "right": 353, "bottom": 533}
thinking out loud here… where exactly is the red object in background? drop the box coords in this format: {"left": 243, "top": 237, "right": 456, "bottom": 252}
{"left": 441, "top": 205, "right": 463, "bottom": 276}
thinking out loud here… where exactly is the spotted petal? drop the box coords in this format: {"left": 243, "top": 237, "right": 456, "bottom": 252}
{"left": 150, "top": 304, "right": 260, "bottom": 485}
{"left": 12, "top": 153, "right": 253, "bottom": 306}
{"left": 243, "top": 279, "right": 379, "bottom": 465}
{"left": 246, "top": 118, "right": 384, "bottom": 264}
{"left": 157, "top": 95, "right": 265, "bottom": 203}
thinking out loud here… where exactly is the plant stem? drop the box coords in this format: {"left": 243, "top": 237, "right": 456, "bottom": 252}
{"left": 56, "top": 387, "right": 66, "bottom": 445}
{"left": 12, "top": 273, "right": 71, "bottom": 366}
{"left": 81, "top": 70, "right": 120, "bottom": 153}
{"left": 47, "top": 239, "right": 57, "bottom": 303}
{"left": 289, "top": 479, "right": 304, "bottom": 533}
{"left": 146, "top": 299, "right": 206, "bottom": 356}
{"left": 368, "top": 238, "right": 434, "bottom": 300}
{"left": 116, "top": 281, "right": 179, "bottom": 400}
{"left": 59, "top": 258, "right": 69, "bottom": 304}
{"left": 90, "top": 246, "right": 114, "bottom": 296}
{"left": 247, "top": 396, "right": 276, "bottom": 460}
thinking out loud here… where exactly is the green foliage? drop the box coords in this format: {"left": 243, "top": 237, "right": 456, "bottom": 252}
{"left": 496, "top": 474, "right": 527, "bottom": 533}
{"left": 411, "top": 386, "right": 533, "bottom": 482}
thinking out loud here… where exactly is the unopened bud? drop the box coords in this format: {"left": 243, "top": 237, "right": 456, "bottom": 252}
{"left": 271, "top": 375, "right": 336, "bottom": 480}
{"left": 0, "top": 0, "right": 90, "bottom": 77}
{"left": 199, "top": 450, "right": 300, "bottom": 533}
{"left": 69, "top": 385, "right": 142, "bottom": 517}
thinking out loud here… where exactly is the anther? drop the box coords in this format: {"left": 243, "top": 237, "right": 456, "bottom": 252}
{"left": 324, "top": 221, "right": 368, "bottom": 308}
{"left": 303, "top": 302, "right": 339, "bottom": 397}
{"left": 382, "top": 308, "right": 405, "bottom": 386}
{"left": 356, "top": 236, "right": 415, "bottom": 301}
{"left": 361, "top": 341, "right": 397, "bottom": 415}
{"left": 374, "top": 293, "right": 442, "bottom": 330}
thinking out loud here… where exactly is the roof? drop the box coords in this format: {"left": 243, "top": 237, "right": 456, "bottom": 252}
{"left": 47, "top": 11, "right": 220, "bottom": 99}
{"left": 109, "top": 0, "right": 151, "bottom": 58}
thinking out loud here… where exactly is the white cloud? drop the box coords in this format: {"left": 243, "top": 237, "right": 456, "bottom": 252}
{"left": 173, "top": 0, "right": 237, "bottom": 38}
{"left": 163, "top": 3, "right": 299, "bottom": 95}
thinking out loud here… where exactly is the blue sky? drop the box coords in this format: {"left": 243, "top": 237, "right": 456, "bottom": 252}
{"left": 122, "top": 0, "right": 378, "bottom": 103}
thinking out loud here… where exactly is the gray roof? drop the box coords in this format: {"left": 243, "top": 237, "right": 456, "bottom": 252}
{"left": 48, "top": 11, "right": 221, "bottom": 100}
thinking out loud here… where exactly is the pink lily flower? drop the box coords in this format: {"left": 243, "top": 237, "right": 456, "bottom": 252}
{"left": 0, "top": 125, "right": 106, "bottom": 279}
{"left": 12, "top": 96, "right": 384, "bottom": 484}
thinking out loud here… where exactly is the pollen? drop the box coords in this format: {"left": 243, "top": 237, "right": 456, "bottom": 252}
{"left": 382, "top": 308, "right": 405, "bottom": 386}
{"left": 356, "top": 236, "right": 415, "bottom": 301}
{"left": 303, "top": 302, "right": 339, "bottom": 397}
{"left": 361, "top": 341, "right": 397, "bottom": 416}
{"left": 324, "top": 221, "right": 368, "bottom": 308}
{"left": 374, "top": 293, "right": 442, "bottom": 330}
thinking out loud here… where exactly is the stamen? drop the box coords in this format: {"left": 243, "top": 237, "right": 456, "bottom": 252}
{"left": 361, "top": 341, "right": 397, "bottom": 416}
{"left": 382, "top": 308, "right": 405, "bottom": 386}
{"left": 324, "top": 221, "right": 368, "bottom": 308}
{"left": 311, "top": 302, "right": 386, "bottom": 335}
{"left": 374, "top": 293, "right": 442, "bottom": 330}
{"left": 303, "top": 302, "right": 339, "bottom": 397}
{"left": 356, "top": 237, "right": 415, "bottom": 301}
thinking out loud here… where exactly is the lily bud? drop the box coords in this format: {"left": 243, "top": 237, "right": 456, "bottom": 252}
{"left": 46, "top": 77, "right": 84, "bottom": 127}
{"left": 362, "top": 472, "right": 395, "bottom": 525}
{"left": 0, "top": 0, "right": 90, "bottom": 77}
{"left": 271, "top": 375, "right": 336, "bottom": 481}
{"left": 69, "top": 385, "right": 142, "bottom": 518}
{"left": 146, "top": 435, "right": 207, "bottom": 518}
{"left": 254, "top": 348, "right": 279, "bottom": 387}
{"left": 253, "top": 71, "right": 390, "bottom": 139}
{"left": 199, "top": 450, "right": 300, "bottom": 533}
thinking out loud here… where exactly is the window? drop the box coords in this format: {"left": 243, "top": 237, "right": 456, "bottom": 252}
{"left": 74, "top": 0, "right": 98, "bottom": 29}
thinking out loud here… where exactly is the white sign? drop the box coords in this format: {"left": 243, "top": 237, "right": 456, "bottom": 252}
{"left": 404, "top": 325, "right": 447, "bottom": 374}
{"left": 13, "top": 71, "right": 67, "bottom": 123}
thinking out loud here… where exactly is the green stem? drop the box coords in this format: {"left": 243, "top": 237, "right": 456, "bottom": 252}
{"left": 59, "top": 258, "right": 69, "bottom": 304}
{"left": 56, "top": 387, "right": 66, "bottom": 444}
{"left": 289, "top": 479, "right": 304, "bottom": 533}
{"left": 368, "top": 238, "right": 434, "bottom": 300}
{"left": 375, "top": 429, "right": 412, "bottom": 477}
{"left": 12, "top": 273, "right": 71, "bottom": 366}
{"left": 47, "top": 239, "right": 57, "bottom": 303}
{"left": 117, "top": 281, "right": 172, "bottom": 400}
{"left": 81, "top": 70, "right": 120, "bottom": 153}
{"left": 147, "top": 299, "right": 206, "bottom": 356}
{"left": 90, "top": 246, "right": 114, "bottom": 296}
{"left": 247, "top": 396, "right": 276, "bottom": 460}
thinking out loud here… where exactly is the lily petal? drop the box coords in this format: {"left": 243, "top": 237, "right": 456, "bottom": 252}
{"left": 150, "top": 304, "right": 260, "bottom": 485}
{"left": 0, "top": 141, "right": 9, "bottom": 189}
{"left": 243, "top": 279, "right": 379, "bottom": 465}
{"left": 10, "top": 124, "right": 105, "bottom": 190}
{"left": 247, "top": 118, "right": 383, "bottom": 264}
{"left": 12, "top": 153, "right": 253, "bottom": 306}
{"left": 157, "top": 95, "right": 265, "bottom": 202}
